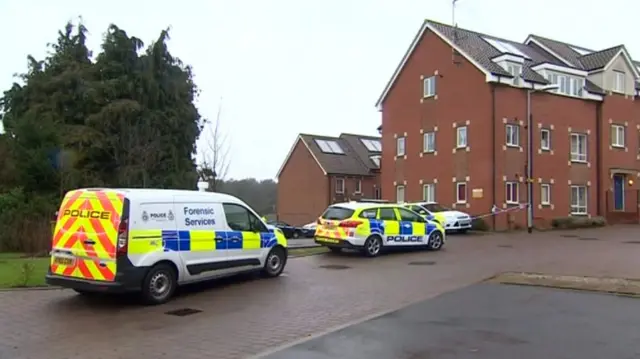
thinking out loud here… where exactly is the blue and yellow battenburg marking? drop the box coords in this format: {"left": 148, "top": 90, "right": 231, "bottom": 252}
{"left": 317, "top": 218, "right": 440, "bottom": 239}
{"left": 128, "top": 229, "right": 283, "bottom": 254}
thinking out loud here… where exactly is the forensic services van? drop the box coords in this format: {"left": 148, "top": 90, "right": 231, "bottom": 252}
{"left": 46, "top": 188, "right": 288, "bottom": 305}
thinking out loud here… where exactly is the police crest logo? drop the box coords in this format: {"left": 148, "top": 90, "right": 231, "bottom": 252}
{"left": 142, "top": 211, "right": 149, "bottom": 222}
{"left": 167, "top": 210, "right": 174, "bottom": 221}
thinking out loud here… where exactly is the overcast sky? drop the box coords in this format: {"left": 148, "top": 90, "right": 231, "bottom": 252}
{"left": 1, "top": 0, "right": 637, "bottom": 180}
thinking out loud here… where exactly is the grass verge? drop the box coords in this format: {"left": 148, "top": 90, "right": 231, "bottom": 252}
{"left": 489, "top": 272, "right": 640, "bottom": 297}
{"left": 0, "top": 247, "right": 329, "bottom": 289}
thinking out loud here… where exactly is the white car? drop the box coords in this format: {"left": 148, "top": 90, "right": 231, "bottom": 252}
{"left": 405, "top": 202, "right": 473, "bottom": 233}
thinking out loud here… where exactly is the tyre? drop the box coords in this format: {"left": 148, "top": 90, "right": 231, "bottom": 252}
{"left": 262, "top": 247, "right": 286, "bottom": 277}
{"left": 140, "top": 263, "right": 177, "bottom": 305}
{"left": 363, "top": 235, "right": 383, "bottom": 257}
{"left": 328, "top": 247, "right": 342, "bottom": 254}
{"left": 427, "top": 231, "right": 445, "bottom": 251}
{"left": 292, "top": 230, "right": 300, "bottom": 239}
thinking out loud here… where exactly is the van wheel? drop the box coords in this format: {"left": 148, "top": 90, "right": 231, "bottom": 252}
{"left": 141, "top": 263, "right": 177, "bottom": 305}
{"left": 427, "top": 231, "right": 444, "bottom": 251}
{"left": 363, "top": 235, "right": 383, "bottom": 257}
{"left": 262, "top": 247, "right": 286, "bottom": 277}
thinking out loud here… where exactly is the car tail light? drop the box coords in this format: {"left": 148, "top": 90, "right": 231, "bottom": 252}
{"left": 339, "top": 220, "right": 362, "bottom": 228}
{"left": 117, "top": 218, "right": 129, "bottom": 256}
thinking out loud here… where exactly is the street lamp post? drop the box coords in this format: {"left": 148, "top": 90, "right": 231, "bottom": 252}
{"left": 526, "top": 83, "right": 559, "bottom": 233}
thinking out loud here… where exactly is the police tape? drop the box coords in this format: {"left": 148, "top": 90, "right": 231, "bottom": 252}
{"left": 470, "top": 203, "right": 527, "bottom": 220}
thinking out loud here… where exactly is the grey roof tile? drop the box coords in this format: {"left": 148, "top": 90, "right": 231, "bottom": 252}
{"left": 579, "top": 45, "right": 624, "bottom": 71}
{"left": 299, "top": 133, "right": 379, "bottom": 176}
{"left": 339, "top": 133, "right": 381, "bottom": 171}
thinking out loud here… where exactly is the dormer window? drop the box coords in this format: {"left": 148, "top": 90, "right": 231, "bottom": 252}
{"left": 507, "top": 63, "right": 522, "bottom": 84}
{"left": 546, "top": 72, "right": 584, "bottom": 97}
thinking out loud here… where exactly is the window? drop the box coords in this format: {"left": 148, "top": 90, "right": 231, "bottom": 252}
{"left": 482, "top": 37, "right": 530, "bottom": 59}
{"left": 370, "top": 155, "right": 381, "bottom": 167}
{"left": 336, "top": 178, "right": 345, "bottom": 194}
{"left": 378, "top": 208, "right": 398, "bottom": 221}
{"left": 570, "top": 185, "right": 587, "bottom": 215}
{"left": 397, "top": 207, "right": 424, "bottom": 222}
{"left": 570, "top": 133, "right": 587, "bottom": 162}
{"left": 359, "top": 208, "right": 378, "bottom": 219}
{"left": 546, "top": 72, "right": 584, "bottom": 96}
{"left": 315, "top": 139, "right": 344, "bottom": 154}
{"left": 541, "top": 184, "right": 551, "bottom": 205}
{"left": 507, "top": 64, "right": 522, "bottom": 84}
{"left": 423, "top": 76, "right": 436, "bottom": 98}
{"left": 540, "top": 129, "right": 551, "bottom": 150}
{"left": 355, "top": 180, "right": 362, "bottom": 194}
{"left": 322, "top": 206, "right": 355, "bottom": 220}
{"left": 614, "top": 71, "right": 625, "bottom": 93}
{"left": 506, "top": 182, "right": 519, "bottom": 204}
{"left": 611, "top": 125, "right": 625, "bottom": 148}
{"left": 423, "top": 132, "right": 435, "bottom": 152}
{"left": 456, "top": 126, "right": 468, "bottom": 148}
{"left": 223, "top": 203, "right": 264, "bottom": 232}
{"left": 360, "top": 138, "right": 382, "bottom": 152}
{"left": 506, "top": 124, "right": 519, "bottom": 147}
{"left": 396, "top": 137, "right": 406, "bottom": 156}
{"left": 456, "top": 182, "right": 467, "bottom": 203}
{"left": 423, "top": 184, "right": 435, "bottom": 202}
{"left": 396, "top": 185, "right": 405, "bottom": 203}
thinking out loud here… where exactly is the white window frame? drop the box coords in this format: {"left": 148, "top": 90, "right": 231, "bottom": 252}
{"left": 355, "top": 179, "right": 362, "bottom": 194}
{"left": 570, "top": 185, "right": 587, "bottom": 215}
{"left": 456, "top": 126, "right": 468, "bottom": 148}
{"left": 396, "top": 137, "right": 406, "bottom": 156}
{"left": 396, "top": 185, "right": 406, "bottom": 203}
{"left": 541, "top": 183, "right": 551, "bottom": 205}
{"left": 506, "top": 124, "right": 519, "bottom": 147}
{"left": 540, "top": 128, "right": 551, "bottom": 150}
{"left": 507, "top": 63, "right": 522, "bottom": 85}
{"left": 611, "top": 124, "right": 625, "bottom": 148}
{"left": 335, "top": 178, "right": 345, "bottom": 194}
{"left": 505, "top": 181, "right": 519, "bottom": 204}
{"left": 614, "top": 71, "right": 625, "bottom": 93}
{"left": 423, "top": 132, "right": 435, "bottom": 153}
{"left": 423, "top": 76, "right": 436, "bottom": 98}
{"left": 422, "top": 183, "right": 435, "bottom": 202}
{"left": 456, "top": 182, "right": 467, "bottom": 204}
{"left": 570, "top": 133, "right": 587, "bottom": 162}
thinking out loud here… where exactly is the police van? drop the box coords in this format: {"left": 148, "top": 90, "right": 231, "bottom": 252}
{"left": 314, "top": 202, "right": 445, "bottom": 257}
{"left": 45, "top": 188, "right": 288, "bottom": 305}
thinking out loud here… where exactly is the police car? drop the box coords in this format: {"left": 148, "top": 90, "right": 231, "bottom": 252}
{"left": 404, "top": 202, "right": 472, "bottom": 233}
{"left": 46, "top": 188, "right": 288, "bottom": 305}
{"left": 314, "top": 202, "right": 445, "bottom": 257}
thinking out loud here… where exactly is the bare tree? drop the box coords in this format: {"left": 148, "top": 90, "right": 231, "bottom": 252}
{"left": 198, "top": 103, "right": 230, "bottom": 191}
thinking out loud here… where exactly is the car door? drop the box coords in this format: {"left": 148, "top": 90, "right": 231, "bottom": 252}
{"left": 396, "top": 207, "right": 427, "bottom": 245}
{"left": 221, "top": 203, "right": 264, "bottom": 267}
{"left": 377, "top": 207, "right": 400, "bottom": 245}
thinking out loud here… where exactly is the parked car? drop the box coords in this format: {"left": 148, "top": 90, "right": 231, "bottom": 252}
{"left": 301, "top": 221, "right": 317, "bottom": 237}
{"left": 404, "top": 202, "right": 472, "bottom": 233}
{"left": 268, "top": 221, "right": 304, "bottom": 239}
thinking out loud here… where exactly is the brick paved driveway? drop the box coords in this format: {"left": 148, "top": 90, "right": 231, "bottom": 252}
{"left": 1, "top": 226, "right": 639, "bottom": 359}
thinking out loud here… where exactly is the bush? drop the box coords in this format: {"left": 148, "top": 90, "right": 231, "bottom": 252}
{"left": 471, "top": 217, "right": 490, "bottom": 231}
{"left": 551, "top": 216, "right": 607, "bottom": 230}
{"left": 0, "top": 187, "right": 57, "bottom": 253}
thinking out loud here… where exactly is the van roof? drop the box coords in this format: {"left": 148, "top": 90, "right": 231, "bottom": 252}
{"left": 75, "top": 188, "right": 245, "bottom": 204}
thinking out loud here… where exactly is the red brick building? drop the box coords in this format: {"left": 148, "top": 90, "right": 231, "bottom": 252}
{"left": 376, "top": 19, "right": 640, "bottom": 230}
{"left": 276, "top": 133, "right": 381, "bottom": 226}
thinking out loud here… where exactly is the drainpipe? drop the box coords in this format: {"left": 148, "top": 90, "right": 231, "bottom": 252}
{"left": 491, "top": 82, "right": 497, "bottom": 231}
{"left": 595, "top": 100, "right": 602, "bottom": 216}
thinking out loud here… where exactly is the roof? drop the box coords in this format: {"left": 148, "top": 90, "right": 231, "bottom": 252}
{"left": 74, "top": 188, "right": 244, "bottom": 204}
{"left": 276, "top": 133, "right": 382, "bottom": 178}
{"left": 376, "top": 19, "right": 640, "bottom": 107}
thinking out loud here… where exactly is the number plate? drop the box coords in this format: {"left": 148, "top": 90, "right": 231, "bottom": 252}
{"left": 317, "top": 237, "right": 340, "bottom": 244}
{"left": 459, "top": 220, "right": 471, "bottom": 225}
{"left": 53, "top": 256, "right": 75, "bottom": 266}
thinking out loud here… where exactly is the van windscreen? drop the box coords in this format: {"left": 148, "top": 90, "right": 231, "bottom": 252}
{"left": 321, "top": 206, "right": 355, "bottom": 220}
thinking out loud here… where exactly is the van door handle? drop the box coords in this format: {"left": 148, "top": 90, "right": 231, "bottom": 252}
{"left": 83, "top": 240, "right": 96, "bottom": 245}
{"left": 215, "top": 238, "right": 224, "bottom": 242}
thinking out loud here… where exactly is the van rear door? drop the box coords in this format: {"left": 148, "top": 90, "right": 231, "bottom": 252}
{"left": 50, "top": 189, "right": 126, "bottom": 282}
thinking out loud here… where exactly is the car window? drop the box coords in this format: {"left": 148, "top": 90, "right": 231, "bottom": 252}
{"left": 424, "top": 203, "right": 449, "bottom": 212}
{"left": 410, "top": 205, "right": 428, "bottom": 215}
{"left": 359, "top": 208, "right": 378, "bottom": 219}
{"left": 223, "top": 203, "right": 266, "bottom": 232}
{"left": 397, "top": 207, "right": 424, "bottom": 222}
{"left": 378, "top": 208, "right": 398, "bottom": 221}
{"left": 321, "top": 206, "right": 355, "bottom": 220}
